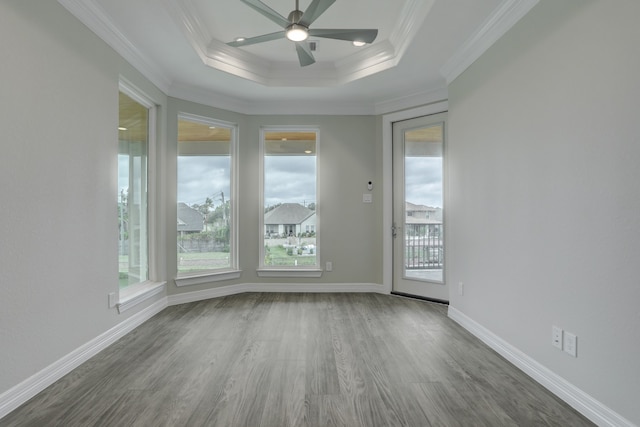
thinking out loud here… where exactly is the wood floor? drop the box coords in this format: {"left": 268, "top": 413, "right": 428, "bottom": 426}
{"left": 1, "top": 293, "right": 594, "bottom": 427}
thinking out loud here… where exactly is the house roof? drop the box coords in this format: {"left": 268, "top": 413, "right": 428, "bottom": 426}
{"left": 406, "top": 202, "right": 442, "bottom": 224}
{"left": 177, "top": 202, "right": 204, "bottom": 232}
{"left": 264, "top": 203, "right": 314, "bottom": 225}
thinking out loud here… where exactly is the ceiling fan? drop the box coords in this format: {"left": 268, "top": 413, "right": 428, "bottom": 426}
{"left": 227, "top": 0, "right": 378, "bottom": 67}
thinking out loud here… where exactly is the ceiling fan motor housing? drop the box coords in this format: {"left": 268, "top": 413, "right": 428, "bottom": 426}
{"left": 287, "top": 9, "right": 304, "bottom": 23}
{"left": 286, "top": 9, "right": 308, "bottom": 41}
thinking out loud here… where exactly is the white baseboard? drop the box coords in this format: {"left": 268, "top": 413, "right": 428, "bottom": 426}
{"left": 448, "top": 306, "right": 635, "bottom": 427}
{"left": 0, "top": 298, "right": 167, "bottom": 420}
{"left": 1, "top": 283, "right": 386, "bottom": 420}
{"left": 167, "top": 282, "right": 387, "bottom": 306}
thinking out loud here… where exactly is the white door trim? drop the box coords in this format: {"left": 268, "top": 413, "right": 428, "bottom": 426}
{"left": 382, "top": 101, "right": 448, "bottom": 294}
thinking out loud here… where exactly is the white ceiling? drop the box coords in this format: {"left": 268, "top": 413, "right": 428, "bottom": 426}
{"left": 57, "top": 0, "right": 538, "bottom": 114}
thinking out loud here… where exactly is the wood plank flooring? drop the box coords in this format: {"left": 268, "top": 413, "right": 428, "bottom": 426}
{"left": 0, "top": 293, "right": 594, "bottom": 426}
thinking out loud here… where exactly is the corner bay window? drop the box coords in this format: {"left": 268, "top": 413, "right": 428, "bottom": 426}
{"left": 177, "top": 114, "right": 237, "bottom": 278}
{"left": 118, "top": 91, "right": 149, "bottom": 288}
{"left": 260, "top": 128, "right": 319, "bottom": 274}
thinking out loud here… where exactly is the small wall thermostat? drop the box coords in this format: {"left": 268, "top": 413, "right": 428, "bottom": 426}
{"left": 367, "top": 181, "right": 373, "bottom": 191}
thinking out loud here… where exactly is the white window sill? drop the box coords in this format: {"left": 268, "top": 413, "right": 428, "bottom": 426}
{"left": 256, "top": 268, "right": 323, "bottom": 278}
{"left": 118, "top": 281, "right": 166, "bottom": 314}
{"left": 174, "top": 269, "right": 242, "bottom": 287}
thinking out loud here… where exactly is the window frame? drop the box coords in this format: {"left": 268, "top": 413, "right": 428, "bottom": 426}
{"left": 174, "top": 113, "right": 241, "bottom": 286}
{"left": 117, "top": 79, "right": 166, "bottom": 312}
{"left": 258, "top": 126, "right": 322, "bottom": 278}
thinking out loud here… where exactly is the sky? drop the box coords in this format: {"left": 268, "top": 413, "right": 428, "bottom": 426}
{"left": 264, "top": 155, "right": 316, "bottom": 208}
{"left": 177, "top": 156, "right": 230, "bottom": 206}
{"left": 119, "top": 153, "right": 442, "bottom": 209}
{"left": 405, "top": 157, "right": 443, "bottom": 208}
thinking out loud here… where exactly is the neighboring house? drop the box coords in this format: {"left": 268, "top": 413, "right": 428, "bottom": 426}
{"left": 405, "top": 202, "right": 442, "bottom": 224}
{"left": 177, "top": 202, "right": 204, "bottom": 234}
{"left": 264, "top": 203, "right": 316, "bottom": 237}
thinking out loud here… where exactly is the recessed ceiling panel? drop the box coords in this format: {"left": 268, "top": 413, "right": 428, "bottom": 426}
{"left": 196, "top": 0, "right": 402, "bottom": 63}
{"left": 63, "top": 0, "right": 525, "bottom": 113}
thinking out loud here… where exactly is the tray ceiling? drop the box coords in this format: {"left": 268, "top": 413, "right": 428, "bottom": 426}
{"left": 57, "top": 0, "right": 538, "bottom": 114}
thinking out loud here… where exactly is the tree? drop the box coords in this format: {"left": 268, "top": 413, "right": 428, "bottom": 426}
{"left": 211, "top": 200, "right": 230, "bottom": 224}
{"left": 193, "top": 197, "right": 213, "bottom": 217}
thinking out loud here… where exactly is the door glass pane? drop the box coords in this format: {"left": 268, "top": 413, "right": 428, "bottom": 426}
{"left": 404, "top": 124, "right": 443, "bottom": 282}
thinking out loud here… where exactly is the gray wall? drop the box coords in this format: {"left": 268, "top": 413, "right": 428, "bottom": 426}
{"left": 166, "top": 98, "right": 382, "bottom": 293}
{"left": 0, "top": 1, "right": 169, "bottom": 395}
{"left": 2, "top": 0, "right": 638, "bottom": 424}
{"left": 0, "top": 0, "right": 382, "bottom": 401}
{"left": 447, "top": 1, "right": 640, "bottom": 424}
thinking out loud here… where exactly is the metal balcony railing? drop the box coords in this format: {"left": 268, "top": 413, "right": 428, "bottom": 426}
{"left": 405, "top": 223, "right": 443, "bottom": 269}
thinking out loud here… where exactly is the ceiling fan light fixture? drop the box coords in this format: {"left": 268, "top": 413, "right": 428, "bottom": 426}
{"left": 286, "top": 24, "right": 309, "bottom": 42}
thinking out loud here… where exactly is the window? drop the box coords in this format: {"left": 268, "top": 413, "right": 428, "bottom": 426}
{"left": 260, "top": 128, "right": 319, "bottom": 275}
{"left": 118, "top": 90, "right": 150, "bottom": 288}
{"left": 176, "top": 114, "right": 238, "bottom": 279}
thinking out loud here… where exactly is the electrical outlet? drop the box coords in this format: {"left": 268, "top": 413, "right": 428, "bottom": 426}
{"left": 552, "top": 326, "right": 563, "bottom": 350}
{"left": 564, "top": 332, "right": 577, "bottom": 357}
{"left": 326, "top": 261, "right": 333, "bottom": 272}
{"left": 108, "top": 292, "right": 117, "bottom": 308}
{"left": 458, "top": 282, "right": 464, "bottom": 296}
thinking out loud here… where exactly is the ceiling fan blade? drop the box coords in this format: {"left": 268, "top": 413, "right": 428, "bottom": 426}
{"left": 227, "top": 31, "right": 286, "bottom": 47}
{"left": 240, "top": 0, "right": 290, "bottom": 28}
{"left": 298, "top": 0, "right": 336, "bottom": 27}
{"left": 308, "top": 28, "right": 378, "bottom": 44}
{"left": 295, "top": 42, "right": 316, "bottom": 67}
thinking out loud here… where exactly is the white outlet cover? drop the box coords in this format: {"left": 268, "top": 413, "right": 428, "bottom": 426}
{"left": 564, "top": 332, "right": 577, "bottom": 357}
{"left": 108, "top": 292, "right": 117, "bottom": 308}
{"left": 552, "top": 326, "right": 563, "bottom": 350}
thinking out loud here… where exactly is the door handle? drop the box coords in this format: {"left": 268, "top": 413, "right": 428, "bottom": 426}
{"left": 392, "top": 223, "right": 401, "bottom": 238}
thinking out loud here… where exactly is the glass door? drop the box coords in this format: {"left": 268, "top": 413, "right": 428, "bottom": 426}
{"left": 392, "top": 113, "right": 447, "bottom": 301}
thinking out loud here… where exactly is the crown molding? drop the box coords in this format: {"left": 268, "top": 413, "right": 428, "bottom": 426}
{"left": 168, "top": 0, "right": 432, "bottom": 87}
{"left": 169, "top": 85, "right": 376, "bottom": 116}
{"left": 57, "top": 0, "right": 447, "bottom": 115}
{"left": 57, "top": 0, "right": 172, "bottom": 93}
{"left": 389, "top": 0, "right": 436, "bottom": 59}
{"left": 169, "top": 82, "right": 254, "bottom": 114}
{"left": 374, "top": 87, "right": 448, "bottom": 116}
{"left": 169, "top": 81, "right": 446, "bottom": 116}
{"left": 440, "top": 0, "right": 539, "bottom": 85}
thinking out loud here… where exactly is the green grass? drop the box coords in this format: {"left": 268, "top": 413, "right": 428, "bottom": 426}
{"left": 264, "top": 245, "right": 317, "bottom": 267}
{"left": 178, "top": 251, "right": 231, "bottom": 273}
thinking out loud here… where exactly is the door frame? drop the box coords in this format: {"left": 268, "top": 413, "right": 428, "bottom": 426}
{"left": 382, "top": 101, "right": 448, "bottom": 295}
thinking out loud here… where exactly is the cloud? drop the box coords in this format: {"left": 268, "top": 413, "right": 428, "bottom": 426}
{"left": 265, "top": 155, "right": 316, "bottom": 206}
{"left": 178, "top": 156, "right": 230, "bottom": 206}
{"left": 405, "top": 157, "right": 442, "bottom": 207}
